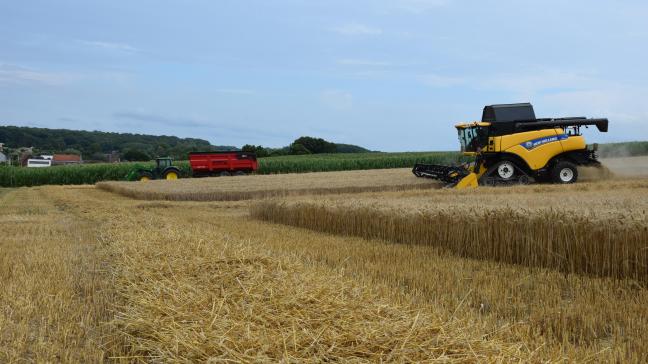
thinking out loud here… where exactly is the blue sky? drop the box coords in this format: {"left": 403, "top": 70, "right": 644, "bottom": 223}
{"left": 1, "top": 0, "right": 647, "bottom": 151}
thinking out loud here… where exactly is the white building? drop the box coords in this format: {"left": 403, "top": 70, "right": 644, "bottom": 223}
{"left": 27, "top": 159, "right": 51, "bottom": 168}
{"left": 0, "top": 143, "right": 6, "bottom": 163}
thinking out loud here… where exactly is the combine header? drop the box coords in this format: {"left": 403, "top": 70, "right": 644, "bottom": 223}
{"left": 413, "top": 103, "right": 609, "bottom": 188}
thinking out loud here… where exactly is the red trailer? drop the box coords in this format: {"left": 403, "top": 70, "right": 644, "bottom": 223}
{"left": 189, "top": 151, "right": 258, "bottom": 177}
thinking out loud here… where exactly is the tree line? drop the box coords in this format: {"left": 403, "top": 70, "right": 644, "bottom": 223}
{"left": 0, "top": 126, "right": 236, "bottom": 161}
{"left": 242, "top": 136, "right": 369, "bottom": 157}
{"left": 0, "top": 126, "right": 370, "bottom": 162}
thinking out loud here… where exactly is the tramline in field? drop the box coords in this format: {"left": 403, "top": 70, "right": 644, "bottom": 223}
{"left": 413, "top": 103, "right": 609, "bottom": 188}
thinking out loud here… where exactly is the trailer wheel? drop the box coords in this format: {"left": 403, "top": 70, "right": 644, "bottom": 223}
{"left": 551, "top": 161, "right": 578, "bottom": 184}
{"left": 219, "top": 171, "right": 231, "bottom": 177}
{"left": 234, "top": 171, "right": 246, "bottom": 176}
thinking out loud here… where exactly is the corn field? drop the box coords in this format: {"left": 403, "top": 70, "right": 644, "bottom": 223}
{"left": 0, "top": 161, "right": 193, "bottom": 187}
{"left": 257, "top": 151, "right": 466, "bottom": 174}
{"left": 0, "top": 152, "right": 461, "bottom": 187}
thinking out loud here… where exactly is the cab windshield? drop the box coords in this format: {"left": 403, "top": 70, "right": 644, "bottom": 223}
{"left": 457, "top": 126, "right": 485, "bottom": 153}
{"left": 157, "top": 158, "right": 172, "bottom": 169}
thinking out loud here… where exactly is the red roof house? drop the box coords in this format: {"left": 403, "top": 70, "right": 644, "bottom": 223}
{"left": 52, "top": 154, "right": 82, "bottom": 165}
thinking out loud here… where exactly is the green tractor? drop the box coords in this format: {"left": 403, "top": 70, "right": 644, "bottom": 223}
{"left": 131, "top": 157, "right": 181, "bottom": 182}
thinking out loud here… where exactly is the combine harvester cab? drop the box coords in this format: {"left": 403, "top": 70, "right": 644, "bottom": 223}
{"left": 413, "top": 103, "right": 609, "bottom": 188}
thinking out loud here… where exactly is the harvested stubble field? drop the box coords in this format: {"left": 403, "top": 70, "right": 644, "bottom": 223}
{"left": 1, "top": 186, "right": 527, "bottom": 362}
{"left": 96, "top": 168, "right": 437, "bottom": 201}
{"left": 2, "top": 163, "right": 648, "bottom": 362}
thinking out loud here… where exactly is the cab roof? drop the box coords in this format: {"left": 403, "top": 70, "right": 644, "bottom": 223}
{"left": 482, "top": 103, "right": 536, "bottom": 123}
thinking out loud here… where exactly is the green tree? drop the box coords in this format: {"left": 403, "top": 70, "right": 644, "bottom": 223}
{"left": 289, "top": 143, "right": 311, "bottom": 155}
{"left": 293, "top": 136, "right": 336, "bottom": 154}
{"left": 241, "top": 144, "right": 255, "bottom": 153}
{"left": 89, "top": 152, "right": 108, "bottom": 162}
{"left": 122, "top": 149, "right": 151, "bottom": 161}
{"left": 242, "top": 144, "right": 269, "bottom": 157}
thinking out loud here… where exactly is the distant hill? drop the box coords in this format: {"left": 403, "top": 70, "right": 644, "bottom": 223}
{"left": 335, "top": 143, "right": 371, "bottom": 153}
{"left": 0, "top": 126, "right": 373, "bottom": 161}
{"left": 0, "top": 125, "right": 236, "bottom": 161}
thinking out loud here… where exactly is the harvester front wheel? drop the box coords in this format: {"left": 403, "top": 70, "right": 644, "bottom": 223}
{"left": 551, "top": 161, "right": 578, "bottom": 184}
{"left": 219, "top": 171, "right": 231, "bottom": 177}
{"left": 495, "top": 161, "right": 516, "bottom": 180}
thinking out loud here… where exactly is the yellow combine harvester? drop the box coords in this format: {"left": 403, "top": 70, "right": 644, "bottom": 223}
{"left": 413, "top": 103, "right": 609, "bottom": 188}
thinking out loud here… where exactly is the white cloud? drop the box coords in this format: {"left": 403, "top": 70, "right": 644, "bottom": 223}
{"left": 419, "top": 73, "right": 466, "bottom": 87}
{"left": 416, "top": 67, "right": 648, "bottom": 130}
{"left": 539, "top": 88, "right": 648, "bottom": 126}
{"left": 113, "top": 110, "right": 209, "bottom": 128}
{"left": 337, "top": 59, "right": 391, "bottom": 67}
{"left": 113, "top": 110, "right": 289, "bottom": 140}
{"left": 77, "top": 40, "right": 138, "bottom": 53}
{"left": 332, "top": 23, "right": 382, "bottom": 36}
{"left": 477, "top": 69, "right": 595, "bottom": 97}
{"left": 0, "top": 63, "right": 78, "bottom": 85}
{"left": 320, "top": 90, "right": 353, "bottom": 110}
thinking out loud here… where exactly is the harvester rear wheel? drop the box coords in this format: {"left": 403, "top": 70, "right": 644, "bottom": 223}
{"left": 235, "top": 171, "right": 246, "bottom": 176}
{"left": 551, "top": 161, "right": 578, "bottom": 184}
{"left": 219, "top": 171, "right": 231, "bottom": 177}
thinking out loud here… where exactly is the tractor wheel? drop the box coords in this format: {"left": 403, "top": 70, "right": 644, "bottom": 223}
{"left": 138, "top": 171, "right": 154, "bottom": 182}
{"left": 551, "top": 161, "right": 578, "bottom": 184}
{"left": 234, "top": 170, "right": 246, "bottom": 176}
{"left": 164, "top": 170, "right": 179, "bottom": 180}
{"left": 219, "top": 171, "right": 231, "bottom": 177}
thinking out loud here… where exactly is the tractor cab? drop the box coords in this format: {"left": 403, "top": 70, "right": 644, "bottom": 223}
{"left": 156, "top": 157, "right": 173, "bottom": 171}
{"left": 132, "top": 157, "right": 181, "bottom": 181}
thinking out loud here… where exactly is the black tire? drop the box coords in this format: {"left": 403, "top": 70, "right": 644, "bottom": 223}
{"left": 137, "top": 170, "right": 154, "bottom": 182}
{"left": 551, "top": 161, "right": 578, "bottom": 184}
{"left": 518, "top": 175, "right": 530, "bottom": 185}
{"left": 534, "top": 173, "right": 550, "bottom": 184}
{"left": 162, "top": 168, "right": 180, "bottom": 180}
{"left": 234, "top": 170, "right": 246, "bottom": 176}
{"left": 219, "top": 171, "right": 231, "bottom": 177}
{"left": 482, "top": 178, "right": 497, "bottom": 187}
